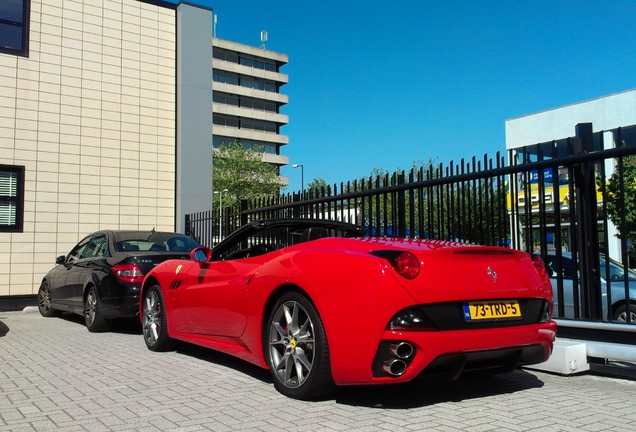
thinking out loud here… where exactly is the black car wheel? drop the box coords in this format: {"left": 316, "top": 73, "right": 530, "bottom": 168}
{"left": 84, "top": 286, "right": 109, "bottom": 332}
{"left": 613, "top": 304, "right": 636, "bottom": 323}
{"left": 142, "top": 285, "right": 173, "bottom": 351}
{"left": 265, "top": 292, "right": 334, "bottom": 400}
{"left": 37, "top": 281, "right": 60, "bottom": 318}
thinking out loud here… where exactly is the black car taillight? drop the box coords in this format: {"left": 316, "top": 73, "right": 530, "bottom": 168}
{"left": 112, "top": 263, "right": 144, "bottom": 284}
{"left": 387, "top": 307, "right": 436, "bottom": 331}
{"left": 540, "top": 300, "right": 552, "bottom": 323}
{"left": 370, "top": 250, "right": 420, "bottom": 279}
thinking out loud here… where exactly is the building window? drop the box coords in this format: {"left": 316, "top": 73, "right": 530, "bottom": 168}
{"left": 241, "top": 118, "right": 277, "bottom": 133}
{"left": 213, "top": 114, "right": 239, "bottom": 128}
{"left": 213, "top": 71, "right": 239, "bottom": 86}
{"left": 0, "top": 165, "right": 25, "bottom": 232}
{"left": 213, "top": 92, "right": 277, "bottom": 113}
{"left": 240, "top": 76, "right": 276, "bottom": 92}
{"left": 0, "top": 0, "right": 29, "bottom": 56}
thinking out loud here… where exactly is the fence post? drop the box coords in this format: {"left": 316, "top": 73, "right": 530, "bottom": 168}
{"left": 240, "top": 199, "right": 249, "bottom": 226}
{"left": 397, "top": 172, "right": 406, "bottom": 237}
{"left": 574, "top": 123, "right": 602, "bottom": 320}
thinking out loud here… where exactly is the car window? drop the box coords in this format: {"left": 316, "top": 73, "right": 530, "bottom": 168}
{"left": 67, "top": 236, "right": 92, "bottom": 263}
{"left": 546, "top": 256, "right": 574, "bottom": 279}
{"left": 116, "top": 235, "right": 199, "bottom": 253}
{"left": 218, "top": 225, "right": 355, "bottom": 261}
{"left": 164, "top": 235, "right": 200, "bottom": 252}
{"left": 81, "top": 234, "right": 108, "bottom": 259}
{"left": 547, "top": 254, "right": 636, "bottom": 281}
{"left": 600, "top": 257, "right": 636, "bottom": 281}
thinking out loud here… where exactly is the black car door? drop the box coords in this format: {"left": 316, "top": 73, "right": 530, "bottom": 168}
{"left": 56, "top": 234, "right": 109, "bottom": 310}
{"left": 67, "top": 234, "right": 109, "bottom": 309}
{"left": 53, "top": 235, "right": 92, "bottom": 307}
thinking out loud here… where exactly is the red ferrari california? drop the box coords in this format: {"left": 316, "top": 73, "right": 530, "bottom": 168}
{"left": 140, "top": 219, "right": 556, "bottom": 400}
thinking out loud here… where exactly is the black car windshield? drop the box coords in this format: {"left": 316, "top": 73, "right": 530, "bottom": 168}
{"left": 116, "top": 234, "right": 199, "bottom": 253}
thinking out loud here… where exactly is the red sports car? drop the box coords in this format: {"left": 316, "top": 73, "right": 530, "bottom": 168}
{"left": 140, "top": 219, "right": 556, "bottom": 400}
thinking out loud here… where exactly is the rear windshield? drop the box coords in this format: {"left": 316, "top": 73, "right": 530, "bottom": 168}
{"left": 116, "top": 234, "right": 200, "bottom": 253}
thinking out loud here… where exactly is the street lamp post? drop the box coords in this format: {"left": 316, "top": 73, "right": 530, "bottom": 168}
{"left": 292, "top": 164, "right": 304, "bottom": 192}
{"left": 214, "top": 188, "right": 228, "bottom": 241}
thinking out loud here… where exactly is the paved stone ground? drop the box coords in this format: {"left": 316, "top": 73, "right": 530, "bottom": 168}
{"left": 1, "top": 310, "right": 635, "bottom": 432}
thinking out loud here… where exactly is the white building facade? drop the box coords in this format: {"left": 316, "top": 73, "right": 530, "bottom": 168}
{"left": 0, "top": 0, "right": 215, "bottom": 303}
{"left": 505, "top": 89, "right": 636, "bottom": 260}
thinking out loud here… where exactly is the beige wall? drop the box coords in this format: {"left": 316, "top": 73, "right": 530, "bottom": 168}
{"left": 0, "top": 0, "right": 177, "bottom": 296}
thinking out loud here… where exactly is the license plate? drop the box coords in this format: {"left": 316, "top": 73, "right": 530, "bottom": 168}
{"left": 463, "top": 300, "right": 521, "bottom": 321}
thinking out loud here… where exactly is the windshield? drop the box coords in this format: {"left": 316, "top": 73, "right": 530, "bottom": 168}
{"left": 600, "top": 256, "right": 636, "bottom": 281}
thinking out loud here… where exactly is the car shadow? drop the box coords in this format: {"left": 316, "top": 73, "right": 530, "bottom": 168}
{"left": 0, "top": 319, "right": 9, "bottom": 337}
{"left": 56, "top": 313, "right": 142, "bottom": 335}
{"left": 172, "top": 343, "right": 545, "bottom": 407}
{"left": 174, "top": 342, "right": 273, "bottom": 384}
{"left": 334, "top": 370, "right": 545, "bottom": 408}
{"left": 109, "top": 317, "right": 142, "bottom": 335}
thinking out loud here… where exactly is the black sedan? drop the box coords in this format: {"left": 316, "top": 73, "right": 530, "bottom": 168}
{"left": 38, "top": 230, "right": 199, "bottom": 331}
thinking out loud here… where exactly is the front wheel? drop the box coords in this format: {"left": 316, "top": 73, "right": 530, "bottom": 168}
{"left": 142, "top": 285, "right": 174, "bottom": 351}
{"left": 37, "top": 281, "right": 60, "bottom": 317}
{"left": 265, "top": 292, "right": 334, "bottom": 400}
{"left": 613, "top": 303, "right": 636, "bottom": 323}
{"left": 85, "top": 286, "right": 109, "bottom": 332}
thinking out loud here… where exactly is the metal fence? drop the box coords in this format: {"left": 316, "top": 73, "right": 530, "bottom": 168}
{"left": 186, "top": 124, "right": 636, "bottom": 327}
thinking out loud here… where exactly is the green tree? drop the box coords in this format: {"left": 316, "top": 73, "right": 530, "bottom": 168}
{"left": 213, "top": 142, "right": 282, "bottom": 208}
{"left": 601, "top": 154, "right": 636, "bottom": 240}
{"left": 307, "top": 178, "right": 330, "bottom": 195}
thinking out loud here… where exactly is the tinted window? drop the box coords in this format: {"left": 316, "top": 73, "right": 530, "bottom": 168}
{"left": 67, "top": 236, "right": 92, "bottom": 263}
{"left": 0, "top": 0, "right": 29, "bottom": 56}
{"left": 116, "top": 234, "right": 199, "bottom": 253}
{"left": 83, "top": 234, "right": 108, "bottom": 259}
{"left": 600, "top": 256, "right": 636, "bottom": 281}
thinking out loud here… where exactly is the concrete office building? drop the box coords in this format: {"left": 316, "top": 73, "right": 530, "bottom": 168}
{"left": 212, "top": 37, "right": 289, "bottom": 178}
{"left": 0, "top": 0, "right": 289, "bottom": 305}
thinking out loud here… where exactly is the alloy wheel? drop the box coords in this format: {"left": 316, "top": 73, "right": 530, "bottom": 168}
{"left": 38, "top": 286, "right": 52, "bottom": 313}
{"left": 143, "top": 290, "right": 162, "bottom": 347}
{"left": 85, "top": 290, "right": 98, "bottom": 328}
{"left": 268, "top": 300, "right": 316, "bottom": 389}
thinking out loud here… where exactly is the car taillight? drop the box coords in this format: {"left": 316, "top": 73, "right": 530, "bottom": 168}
{"left": 395, "top": 252, "right": 420, "bottom": 279}
{"left": 112, "top": 263, "right": 144, "bottom": 284}
{"left": 370, "top": 250, "right": 420, "bottom": 279}
{"left": 531, "top": 254, "right": 548, "bottom": 279}
{"left": 387, "top": 307, "right": 436, "bottom": 331}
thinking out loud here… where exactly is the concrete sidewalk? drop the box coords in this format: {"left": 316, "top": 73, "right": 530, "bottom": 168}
{"left": 1, "top": 309, "right": 635, "bottom": 431}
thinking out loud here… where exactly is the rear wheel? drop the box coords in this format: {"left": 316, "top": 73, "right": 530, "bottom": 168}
{"left": 613, "top": 304, "right": 636, "bottom": 323}
{"left": 85, "top": 286, "right": 109, "bottom": 332}
{"left": 265, "top": 292, "right": 334, "bottom": 400}
{"left": 142, "top": 285, "right": 174, "bottom": 351}
{"left": 37, "top": 281, "right": 60, "bottom": 317}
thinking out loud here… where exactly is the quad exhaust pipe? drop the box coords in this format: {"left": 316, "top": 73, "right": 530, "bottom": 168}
{"left": 389, "top": 342, "right": 414, "bottom": 359}
{"left": 382, "top": 342, "right": 415, "bottom": 376}
{"left": 383, "top": 359, "right": 407, "bottom": 376}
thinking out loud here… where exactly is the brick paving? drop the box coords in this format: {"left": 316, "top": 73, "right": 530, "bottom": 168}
{"left": 1, "top": 309, "right": 635, "bottom": 432}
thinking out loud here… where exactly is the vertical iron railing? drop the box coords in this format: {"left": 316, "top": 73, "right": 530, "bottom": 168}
{"left": 187, "top": 138, "right": 636, "bottom": 324}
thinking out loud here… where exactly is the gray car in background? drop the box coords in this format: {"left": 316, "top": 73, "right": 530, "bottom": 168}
{"left": 543, "top": 252, "right": 636, "bottom": 323}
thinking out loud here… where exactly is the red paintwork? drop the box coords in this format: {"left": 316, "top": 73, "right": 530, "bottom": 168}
{"left": 141, "top": 236, "right": 556, "bottom": 386}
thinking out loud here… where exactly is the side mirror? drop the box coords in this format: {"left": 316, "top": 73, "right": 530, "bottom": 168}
{"left": 56, "top": 255, "right": 66, "bottom": 265}
{"left": 190, "top": 246, "right": 212, "bottom": 263}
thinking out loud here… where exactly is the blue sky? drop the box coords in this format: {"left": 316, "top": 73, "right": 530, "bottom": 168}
{"left": 177, "top": 0, "right": 636, "bottom": 192}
